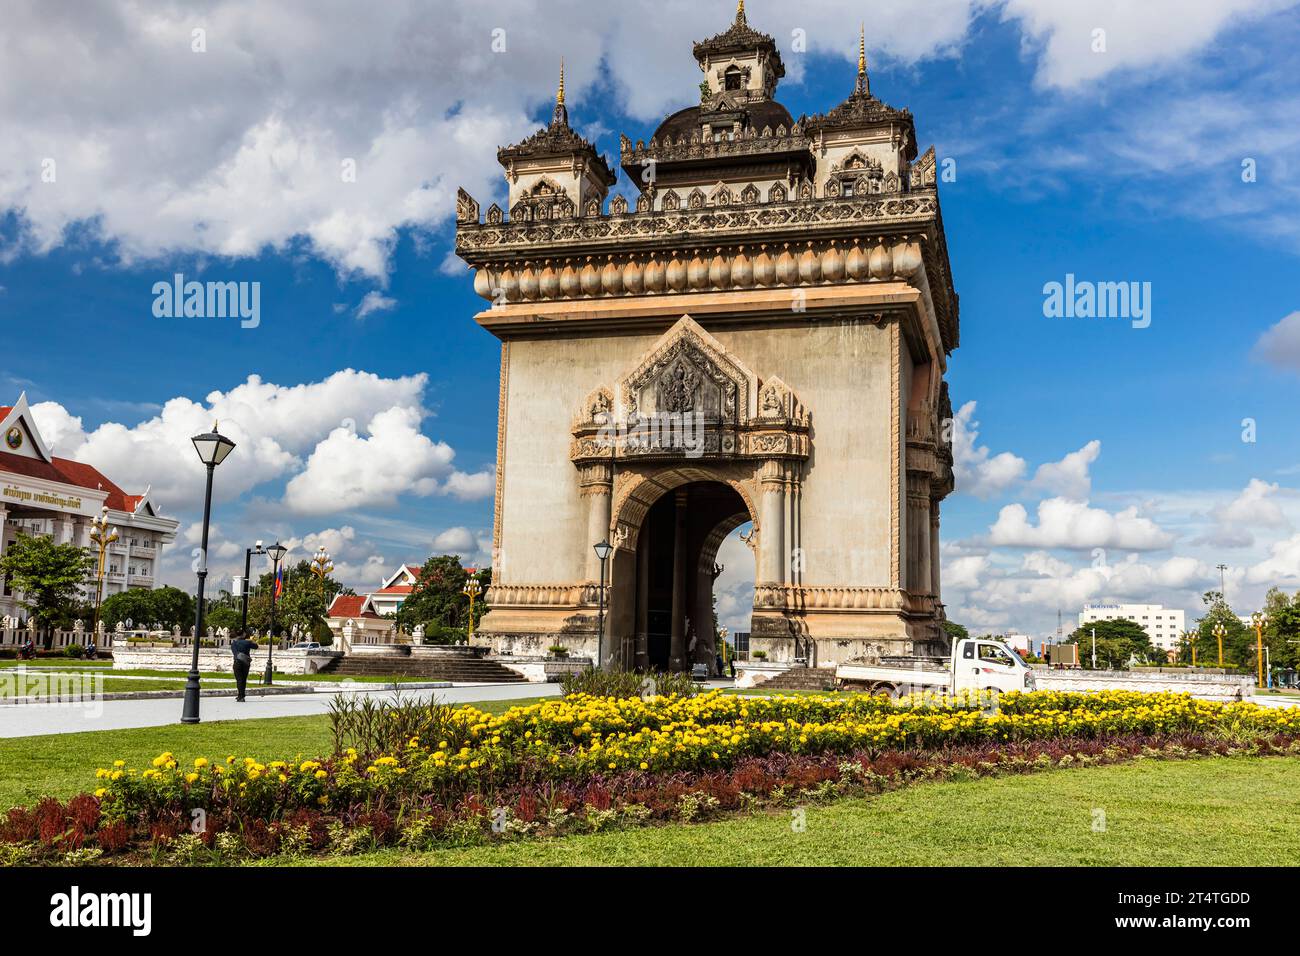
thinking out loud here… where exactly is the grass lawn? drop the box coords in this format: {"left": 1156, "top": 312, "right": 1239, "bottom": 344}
{"left": 0, "top": 678, "right": 205, "bottom": 698}
{"left": 276, "top": 755, "right": 1300, "bottom": 867}
{"left": 0, "top": 659, "right": 113, "bottom": 668}
{"left": 0, "top": 696, "right": 550, "bottom": 809}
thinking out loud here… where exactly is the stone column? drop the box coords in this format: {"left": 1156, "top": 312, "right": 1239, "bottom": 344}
{"left": 930, "top": 502, "right": 942, "bottom": 598}
{"left": 0, "top": 508, "right": 7, "bottom": 562}
{"left": 905, "top": 475, "right": 931, "bottom": 595}
{"left": 669, "top": 488, "right": 688, "bottom": 671}
{"left": 579, "top": 463, "right": 613, "bottom": 582}
{"left": 55, "top": 516, "right": 75, "bottom": 545}
{"left": 757, "top": 460, "right": 785, "bottom": 586}
{"left": 635, "top": 529, "right": 650, "bottom": 671}
{"left": 917, "top": 497, "right": 932, "bottom": 597}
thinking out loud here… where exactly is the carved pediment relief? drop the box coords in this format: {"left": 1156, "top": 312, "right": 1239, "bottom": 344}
{"left": 620, "top": 315, "right": 754, "bottom": 424}
{"left": 757, "top": 376, "right": 810, "bottom": 427}
{"left": 570, "top": 316, "right": 810, "bottom": 465}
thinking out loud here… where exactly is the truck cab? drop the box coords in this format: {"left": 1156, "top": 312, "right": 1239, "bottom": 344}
{"left": 953, "top": 638, "right": 1035, "bottom": 695}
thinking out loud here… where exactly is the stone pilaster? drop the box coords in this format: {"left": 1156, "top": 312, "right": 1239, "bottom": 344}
{"left": 930, "top": 502, "right": 941, "bottom": 598}
{"left": 757, "top": 459, "right": 785, "bottom": 586}
{"left": 669, "top": 488, "right": 689, "bottom": 671}
{"left": 578, "top": 462, "right": 613, "bottom": 582}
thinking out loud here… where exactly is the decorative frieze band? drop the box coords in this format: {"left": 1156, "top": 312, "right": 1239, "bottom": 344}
{"left": 486, "top": 583, "right": 600, "bottom": 608}
{"left": 467, "top": 237, "right": 925, "bottom": 306}
{"left": 754, "top": 584, "right": 937, "bottom": 615}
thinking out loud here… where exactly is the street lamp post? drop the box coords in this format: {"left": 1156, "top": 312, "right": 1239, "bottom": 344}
{"left": 718, "top": 624, "right": 729, "bottom": 675}
{"left": 181, "top": 423, "right": 236, "bottom": 724}
{"left": 238, "top": 540, "right": 266, "bottom": 638}
{"left": 88, "top": 508, "right": 118, "bottom": 641}
{"left": 309, "top": 546, "right": 333, "bottom": 641}
{"left": 462, "top": 569, "right": 482, "bottom": 644}
{"left": 1213, "top": 621, "right": 1226, "bottom": 669}
{"left": 263, "top": 542, "right": 288, "bottom": 685}
{"left": 593, "top": 540, "right": 612, "bottom": 670}
{"left": 1090, "top": 627, "right": 1097, "bottom": 670}
{"left": 1251, "top": 612, "right": 1268, "bottom": 689}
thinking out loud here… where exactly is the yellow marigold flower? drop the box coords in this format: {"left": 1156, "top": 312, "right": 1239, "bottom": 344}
{"left": 113, "top": 760, "right": 126, "bottom": 768}
{"left": 94, "top": 788, "right": 107, "bottom": 798}
{"left": 185, "top": 772, "right": 199, "bottom": 784}
{"left": 194, "top": 757, "right": 208, "bottom": 769}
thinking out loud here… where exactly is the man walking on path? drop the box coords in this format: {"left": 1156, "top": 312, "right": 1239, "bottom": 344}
{"left": 230, "top": 630, "right": 259, "bottom": 702}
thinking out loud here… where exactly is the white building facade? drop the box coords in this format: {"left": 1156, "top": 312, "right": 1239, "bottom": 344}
{"left": 0, "top": 393, "right": 179, "bottom": 622}
{"left": 1079, "top": 603, "right": 1186, "bottom": 653}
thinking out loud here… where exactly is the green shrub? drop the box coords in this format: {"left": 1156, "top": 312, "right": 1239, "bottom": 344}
{"left": 326, "top": 691, "right": 475, "bottom": 758}
{"left": 559, "top": 667, "right": 700, "bottom": 699}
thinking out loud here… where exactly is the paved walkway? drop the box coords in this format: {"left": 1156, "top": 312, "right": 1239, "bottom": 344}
{"left": 0, "top": 682, "right": 562, "bottom": 738}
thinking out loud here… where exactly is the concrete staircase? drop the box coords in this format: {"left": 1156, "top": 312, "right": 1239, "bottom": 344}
{"left": 757, "top": 666, "right": 839, "bottom": 691}
{"left": 317, "top": 655, "right": 527, "bottom": 683}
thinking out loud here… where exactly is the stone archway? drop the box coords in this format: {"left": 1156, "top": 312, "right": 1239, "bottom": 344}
{"left": 605, "top": 468, "right": 758, "bottom": 673}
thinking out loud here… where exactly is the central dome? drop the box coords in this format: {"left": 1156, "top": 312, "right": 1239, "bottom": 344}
{"left": 651, "top": 98, "right": 794, "bottom": 145}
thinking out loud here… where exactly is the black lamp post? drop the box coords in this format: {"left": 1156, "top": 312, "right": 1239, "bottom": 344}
{"left": 263, "top": 542, "right": 288, "bottom": 685}
{"left": 593, "top": 539, "right": 613, "bottom": 670}
{"left": 238, "top": 540, "right": 265, "bottom": 638}
{"left": 181, "top": 423, "right": 236, "bottom": 724}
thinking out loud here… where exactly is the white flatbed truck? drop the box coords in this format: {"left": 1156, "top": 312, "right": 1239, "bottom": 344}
{"left": 835, "top": 638, "right": 1036, "bottom": 698}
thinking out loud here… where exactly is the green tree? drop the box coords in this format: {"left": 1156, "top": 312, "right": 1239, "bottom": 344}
{"left": 244, "top": 559, "right": 346, "bottom": 640}
{"left": 100, "top": 585, "right": 195, "bottom": 631}
{"left": 0, "top": 533, "right": 94, "bottom": 646}
{"left": 1189, "top": 591, "right": 1250, "bottom": 669}
{"left": 1068, "top": 618, "right": 1162, "bottom": 669}
{"left": 396, "top": 555, "right": 490, "bottom": 641}
{"left": 941, "top": 619, "right": 968, "bottom": 650}
{"left": 1259, "top": 587, "right": 1300, "bottom": 679}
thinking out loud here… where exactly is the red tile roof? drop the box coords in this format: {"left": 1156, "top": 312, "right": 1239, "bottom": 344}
{"left": 0, "top": 407, "right": 12, "bottom": 420}
{"left": 373, "top": 585, "right": 413, "bottom": 595}
{"left": 327, "top": 594, "right": 380, "bottom": 619}
{"left": 0, "top": 451, "right": 142, "bottom": 512}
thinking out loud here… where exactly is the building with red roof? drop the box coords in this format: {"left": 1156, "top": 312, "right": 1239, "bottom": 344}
{"left": 1, "top": 393, "right": 179, "bottom": 622}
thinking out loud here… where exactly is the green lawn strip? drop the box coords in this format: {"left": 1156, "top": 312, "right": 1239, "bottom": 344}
{"left": 271, "top": 754, "right": 1300, "bottom": 868}
{"left": 0, "top": 660, "right": 113, "bottom": 668}
{"left": 0, "top": 678, "right": 206, "bottom": 699}
{"left": 0, "top": 695, "right": 550, "bottom": 809}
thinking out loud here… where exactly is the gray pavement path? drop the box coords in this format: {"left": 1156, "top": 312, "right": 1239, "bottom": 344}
{"left": 0, "top": 681, "right": 561, "bottom": 738}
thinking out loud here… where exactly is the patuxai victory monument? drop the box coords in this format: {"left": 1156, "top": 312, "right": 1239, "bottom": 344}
{"left": 455, "top": 4, "right": 959, "bottom": 674}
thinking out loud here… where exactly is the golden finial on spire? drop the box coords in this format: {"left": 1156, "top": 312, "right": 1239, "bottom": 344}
{"left": 557, "top": 57, "right": 565, "bottom": 107}
{"left": 858, "top": 24, "right": 866, "bottom": 75}
{"left": 738, "top": 0, "right": 745, "bottom": 17}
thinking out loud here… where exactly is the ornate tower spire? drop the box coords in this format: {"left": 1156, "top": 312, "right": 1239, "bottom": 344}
{"left": 856, "top": 24, "right": 870, "bottom": 95}
{"left": 552, "top": 57, "right": 569, "bottom": 127}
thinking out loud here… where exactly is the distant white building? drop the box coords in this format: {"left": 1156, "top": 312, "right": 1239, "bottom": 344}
{"left": 368, "top": 564, "right": 422, "bottom": 617}
{"left": 1079, "top": 603, "right": 1186, "bottom": 653}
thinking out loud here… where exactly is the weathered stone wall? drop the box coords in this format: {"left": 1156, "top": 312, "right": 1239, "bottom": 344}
{"left": 112, "top": 645, "right": 340, "bottom": 675}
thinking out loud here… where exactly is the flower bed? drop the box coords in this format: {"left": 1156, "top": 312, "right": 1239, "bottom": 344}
{"left": 2, "top": 690, "right": 1298, "bottom": 865}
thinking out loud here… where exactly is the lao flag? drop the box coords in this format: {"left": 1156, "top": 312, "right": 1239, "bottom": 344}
{"left": 275, "top": 566, "right": 284, "bottom": 598}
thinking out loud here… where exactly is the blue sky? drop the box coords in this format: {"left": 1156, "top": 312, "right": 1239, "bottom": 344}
{"left": 1, "top": 0, "right": 1297, "bottom": 638}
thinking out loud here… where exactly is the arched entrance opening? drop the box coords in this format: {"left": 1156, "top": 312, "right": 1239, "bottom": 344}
{"left": 608, "top": 479, "right": 755, "bottom": 674}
